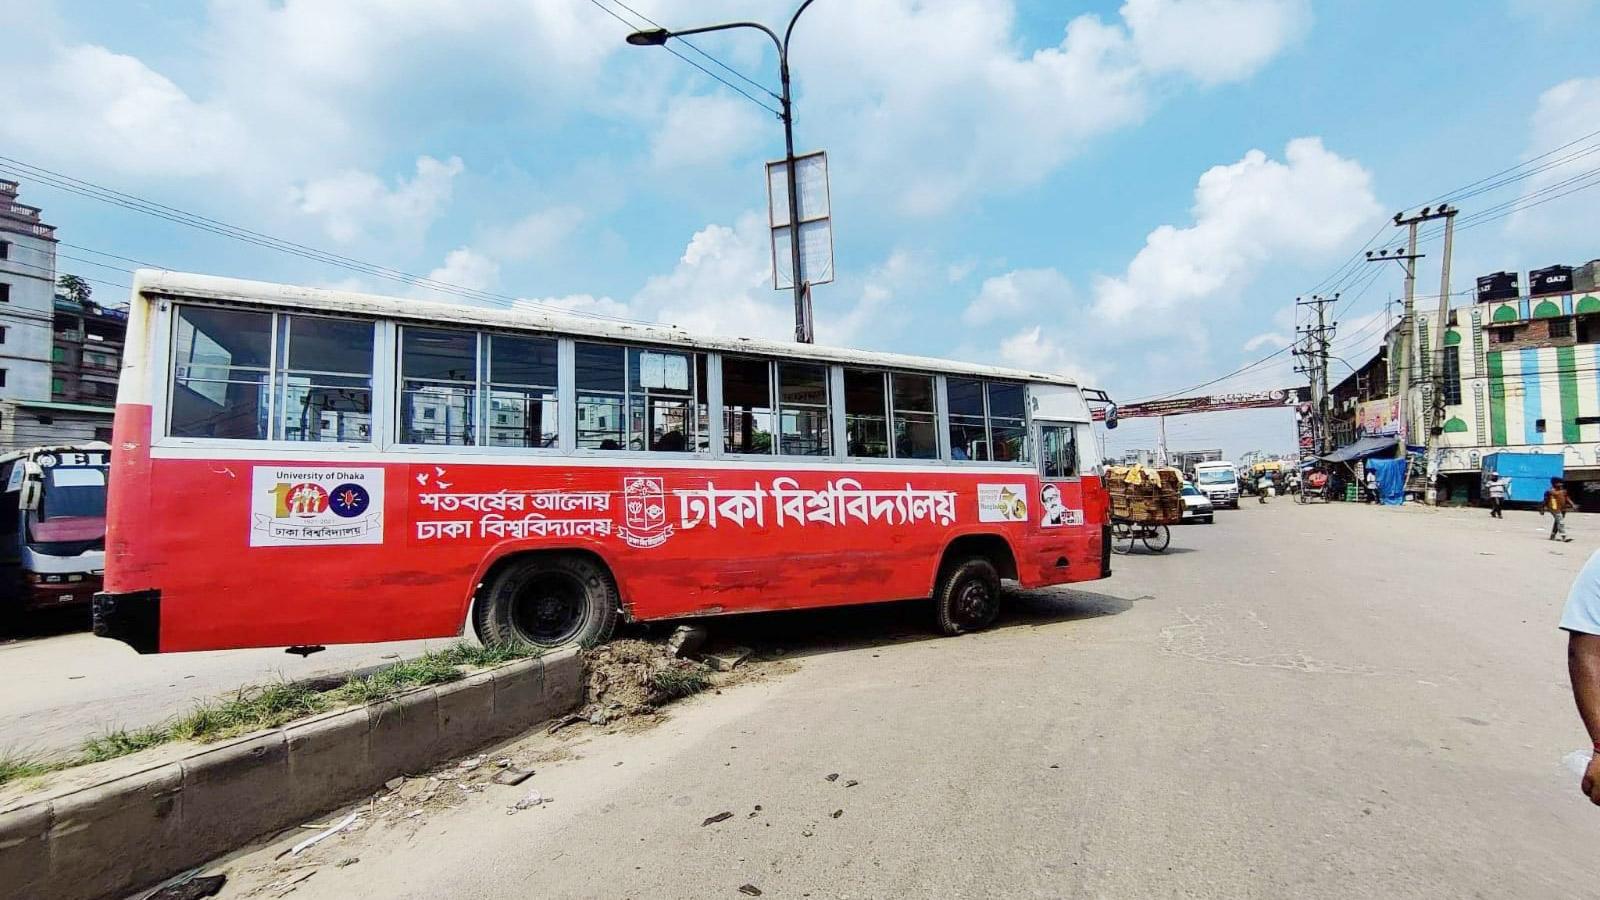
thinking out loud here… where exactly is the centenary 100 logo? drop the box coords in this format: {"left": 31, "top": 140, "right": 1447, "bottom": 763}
{"left": 270, "top": 482, "right": 328, "bottom": 518}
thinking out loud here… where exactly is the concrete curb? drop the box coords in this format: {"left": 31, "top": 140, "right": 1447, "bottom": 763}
{"left": 0, "top": 647, "right": 581, "bottom": 900}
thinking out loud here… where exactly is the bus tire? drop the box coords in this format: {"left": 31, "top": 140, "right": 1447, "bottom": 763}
{"left": 934, "top": 556, "right": 1001, "bottom": 636}
{"left": 473, "top": 554, "right": 619, "bottom": 649}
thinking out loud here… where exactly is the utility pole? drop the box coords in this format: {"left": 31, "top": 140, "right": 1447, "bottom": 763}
{"left": 1158, "top": 416, "right": 1169, "bottom": 467}
{"left": 1366, "top": 216, "right": 1428, "bottom": 460}
{"left": 1427, "top": 208, "right": 1459, "bottom": 503}
{"left": 1294, "top": 294, "right": 1337, "bottom": 455}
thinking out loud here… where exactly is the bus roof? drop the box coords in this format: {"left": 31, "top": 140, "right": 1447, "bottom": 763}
{"left": 131, "top": 269, "right": 1088, "bottom": 389}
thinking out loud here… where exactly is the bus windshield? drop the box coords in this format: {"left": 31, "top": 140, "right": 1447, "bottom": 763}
{"left": 28, "top": 466, "right": 108, "bottom": 544}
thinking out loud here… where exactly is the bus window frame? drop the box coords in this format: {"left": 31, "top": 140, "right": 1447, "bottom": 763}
{"left": 158, "top": 300, "right": 383, "bottom": 450}
{"left": 145, "top": 294, "right": 1066, "bottom": 472}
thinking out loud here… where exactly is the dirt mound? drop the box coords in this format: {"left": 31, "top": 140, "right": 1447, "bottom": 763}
{"left": 579, "top": 639, "right": 713, "bottom": 725}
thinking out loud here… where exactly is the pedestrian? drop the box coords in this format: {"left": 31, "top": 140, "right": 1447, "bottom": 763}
{"left": 1486, "top": 472, "right": 1508, "bottom": 519}
{"left": 1543, "top": 476, "right": 1576, "bottom": 542}
{"left": 1364, "top": 467, "right": 1378, "bottom": 504}
{"left": 1559, "top": 549, "right": 1600, "bottom": 805}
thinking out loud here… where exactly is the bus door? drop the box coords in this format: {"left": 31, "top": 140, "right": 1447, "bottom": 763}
{"left": 1036, "top": 422, "right": 1082, "bottom": 526}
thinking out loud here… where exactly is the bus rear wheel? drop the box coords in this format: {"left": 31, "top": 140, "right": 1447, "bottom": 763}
{"left": 474, "top": 554, "right": 619, "bottom": 649}
{"left": 934, "top": 557, "right": 1001, "bottom": 636}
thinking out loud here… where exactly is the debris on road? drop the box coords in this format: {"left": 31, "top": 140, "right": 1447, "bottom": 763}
{"left": 845, "top": 780, "right": 859, "bottom": 788}
{"left": 287, "top": 811, "right": 359, "bottom": 857}
{"left": 581, "top": 640, "right": 714, "bottom": 726}
{"left": 512, "top": 789, "right": 546, "bottom": 810}
{"left": 831, "top": 809, "right": 843, "bottom": 819}
{"left": 702, "top": 811, "right": 734, "bottom": 826}
{"left": 739, "top": 885, "right": 764, "bottom": 896}
{"left": 825, "top": 773, "right": 839, "bottom": 782}
{"left": 491, "top": 767, "right": 534, "bottom": 786}
{"left": 383, "top": 777, "right": 405, "bottom": 791}
{"left": 145, "top": 872, "right": 226, "bottom": 900}
{"left": 666, "top": 624, "right": 708, "bottom": 658}
{"left": 701, "top": 646, "right": 753, "bottom": 672}
{"left": 335, "top": 858, "right": 359, "bottom": 868}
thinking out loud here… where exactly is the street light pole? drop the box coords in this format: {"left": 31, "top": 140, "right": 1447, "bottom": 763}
{"left": 626, "top": 0, "right": 819, "bottom": 343}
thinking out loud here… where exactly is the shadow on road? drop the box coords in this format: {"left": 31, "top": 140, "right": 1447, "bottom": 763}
{"left": 0, "top": 607, "right": 90, "bottom": 647}
{"left": 627, "top": 586, "right": 1135, "bottom": 662}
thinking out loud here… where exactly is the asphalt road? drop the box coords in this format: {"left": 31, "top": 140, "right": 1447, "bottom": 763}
{"left": 212, "top": 501, "right": 1600, "bottom": 897}
{"left": 0, "top": 626, "right": 450, "bottom": 757}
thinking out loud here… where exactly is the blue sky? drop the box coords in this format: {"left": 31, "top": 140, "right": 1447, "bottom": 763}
{"left": 6, "top": 0, "right": 1600, "bottom": 459}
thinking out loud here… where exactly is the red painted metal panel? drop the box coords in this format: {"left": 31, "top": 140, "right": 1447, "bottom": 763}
{"left": 105, "top": 404, "right": 1110, "bottom": 652}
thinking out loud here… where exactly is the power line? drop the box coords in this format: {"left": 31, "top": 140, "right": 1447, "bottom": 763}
{"left": 606, "top": 0, "right": 780, "bottom": 99}
{"left": 583, "top": 0, "right": 781, "bottom": 117}
{"left": 0, "top": 156, "right": 654, "bottom": 325}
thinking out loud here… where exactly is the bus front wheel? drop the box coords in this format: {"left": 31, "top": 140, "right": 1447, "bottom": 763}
{"left": 474, "top": 554, "right": 619, "bottom": 649}
{"left": 934, "top": 556, "right": 1001, "bottom": 636}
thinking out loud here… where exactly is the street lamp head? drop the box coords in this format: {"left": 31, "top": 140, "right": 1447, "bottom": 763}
{"left": 626, "top": 28, "right": 672, "bottom": 46}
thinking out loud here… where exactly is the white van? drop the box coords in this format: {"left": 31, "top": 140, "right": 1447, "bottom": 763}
{"left": 1192, "top": 461, "right": 1239, "bottom": 509}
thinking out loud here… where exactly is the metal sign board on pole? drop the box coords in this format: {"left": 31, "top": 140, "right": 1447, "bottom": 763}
{"left": 767, "top": 150, "right": 834, "bottom": 290}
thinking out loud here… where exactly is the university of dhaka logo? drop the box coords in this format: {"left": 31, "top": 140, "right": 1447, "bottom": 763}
{"left": 618, "top": 477, "right": 672, "bottom": 549}
{"left": 272, "top": 482, "right": 329, "bottom": 518}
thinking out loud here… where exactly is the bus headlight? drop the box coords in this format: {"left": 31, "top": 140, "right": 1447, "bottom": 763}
{"left": 67, "top": 574, "right": 84, "bottom": 582}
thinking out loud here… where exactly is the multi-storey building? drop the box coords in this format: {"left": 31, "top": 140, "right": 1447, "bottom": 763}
{"left": 1399, "top": 277, "right": 1600, "bottom": 501}
{"left": 0, "top": 181, "right": 120, "bottom": 449}
{"left": 0, "top": 179, "right": 57, "bottom": 404}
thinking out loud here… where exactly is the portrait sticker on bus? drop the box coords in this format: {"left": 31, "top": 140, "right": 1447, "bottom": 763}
{"left": 250, "top": 467, "right": 385, "bottom": 547}
{"left": 977, "top": 484, "right": 1029, "bottom": 523}
{"left": 1038, "top": 483, "right": 1081, "bottom": 528}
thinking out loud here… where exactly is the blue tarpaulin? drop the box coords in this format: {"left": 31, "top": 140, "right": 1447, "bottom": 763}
{"left": 1366, "top": 457, "right": 1407, "bottom": 505}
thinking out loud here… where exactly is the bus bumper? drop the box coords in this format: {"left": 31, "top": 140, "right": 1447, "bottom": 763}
{"left": 92, "top": 589, "right": 161, "bottom": 654}
{"left": 23, "top": 576, "right": 101, "bottom": 611}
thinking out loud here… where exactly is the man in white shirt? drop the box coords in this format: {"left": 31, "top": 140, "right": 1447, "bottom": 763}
{"left": 1486, "top": 472, "right": 1508, "bottom": 519}
{"left": 1560, "top": 549, "right": 1600, "bottom": 804}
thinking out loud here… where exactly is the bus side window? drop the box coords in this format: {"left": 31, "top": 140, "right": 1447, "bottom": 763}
{"left": 844, "top": 368, "right": 888, "bottom": 458}
{"left": 278, "top": 315, "right": 374, "bottom": 443}
{"left": 987, "top": 382, "right": 1028, "bottom": 462}
{"left": 778, "top": 363, "right": 831, "bottom": 456}
{"left": 891, "top": 374, "right": 937, "bottom": 459}
{"left": 722, "top": 356, "right": 774, "bottom": 455}
{"left": 170, "top": 306, "right": 273, "bottom": 440}
{"left": 400, "top": 328, "right": 477, "bottom": 445}
{"left": 575, "top": 343, "right": 626, "bottom": 450}
{"left": 1041, "top": 425, "right": 1078, "bottom": 479}
{"left": 630, "top": 347, "right": 700, "bottom": 452}
{"left": 488, "top": 334, "right": 559, "bottom": 448}
{"left": 947, "top": 377, "right": 987, "bottom": 461}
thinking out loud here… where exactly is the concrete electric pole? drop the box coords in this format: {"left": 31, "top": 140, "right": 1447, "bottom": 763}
{"left": 1294, "top": 294, "right": 1337, "bottom": 454}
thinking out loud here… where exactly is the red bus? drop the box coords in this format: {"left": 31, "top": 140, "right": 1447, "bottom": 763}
{"left": 94, "top": 271, "right": 1111, "bottom": 654}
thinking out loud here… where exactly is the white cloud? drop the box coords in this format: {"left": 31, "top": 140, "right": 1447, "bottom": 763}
{"left": 1506, "top": 78, "right": 1600, "bottom": 248}
{"left": 1243, "top": 332, "right": 1291, "bottom": 351}
{"left": 640, "top": 214, "right": 794, "bottom": 340}
{"left": 772, "top": 0, "right": 1306, "bottom": 215}
{"left": 0, "top": 44, "right": 247, "bottom": 178}
{"left": 1508, "top": 0, "right": 1597, "bottom": 27}
{"left": 650, "top": 94, "right": 769, "bottom": 171}
{"left": 482, "top": 206, "right": 587, "bottom": 262}
{"left": 416, "top": 247, "right": 499, "bottom": 301}
{"left": 1122, "top": 0, "right": 1311, "bottom": 85}
{"left": 292, "top": 155, "right": 463, "bottom": 244}
{"left": 515, "top": 293, "right": 638, "bottom": 321}
{"left": 997, "top": 325, "right": 1093, "bottom": 383}
{"left": 1092, "top": 137, "right": 1381, "bottom": 325}
{"left": 963, "top": 268, "right": 1072, "bottom": 324}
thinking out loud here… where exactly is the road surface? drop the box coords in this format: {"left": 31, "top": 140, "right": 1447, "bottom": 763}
{"left": 203, "top": 501, "right": 1600, "bottom": 897}
{"left": 0, "top": 628, "right": 450, "bottom": 757}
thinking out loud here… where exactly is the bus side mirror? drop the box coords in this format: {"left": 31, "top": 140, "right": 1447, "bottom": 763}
{"left": 18, "top": 461, "right": 42, "bottom": 511}
{"left": 1104, "top": 404, "right": 1119, "bottom": 430}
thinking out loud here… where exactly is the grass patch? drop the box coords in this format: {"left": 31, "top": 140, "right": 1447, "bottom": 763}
{"left": 648, "top": 666, "right": 712, "bottom": 700}
{"left": 0, "top": 641, "right": 539, "bottom": 787}
{"left": 0, "top": 751, "right": 59, "bottom": 786}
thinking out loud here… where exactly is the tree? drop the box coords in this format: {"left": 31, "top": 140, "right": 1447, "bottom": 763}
{"left": 57, "top": 274, "right": 92, "bottom": 305}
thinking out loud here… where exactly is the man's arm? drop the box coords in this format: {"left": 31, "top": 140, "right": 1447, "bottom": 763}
{"left": 1569, "top": 633, "right": 1600, "bottom": 804}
